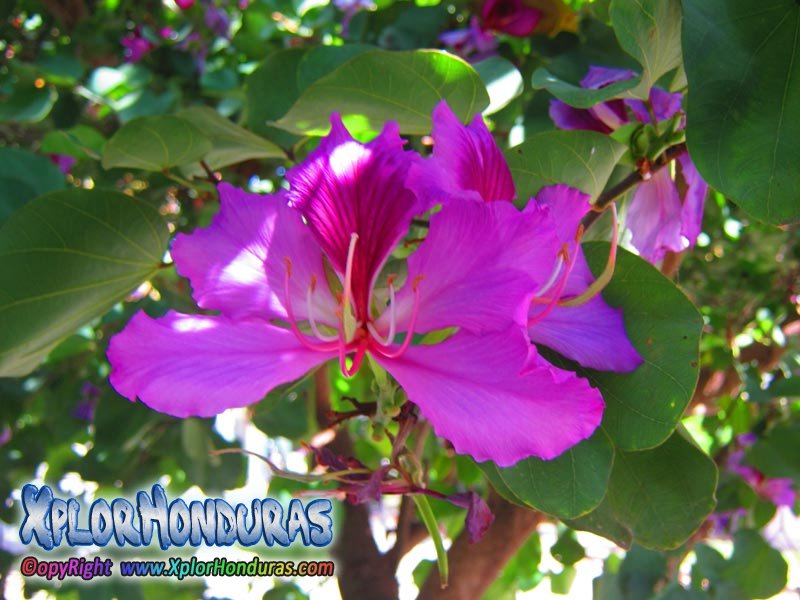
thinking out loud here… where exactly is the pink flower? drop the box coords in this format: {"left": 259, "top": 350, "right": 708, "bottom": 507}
{"left": 550, "top": 66, "right": 709, "bottom": 264}
{"left": 108, "top": 108, "right": 613, "bottom": 466}
{"left": 120, "top": 30, "right": 154, "bottom": 63}
{"left": 411, "top": 102, "right": 643, "bottom": 373}
{"left": 481, "top": 0, "right": 541, "bottom": 37}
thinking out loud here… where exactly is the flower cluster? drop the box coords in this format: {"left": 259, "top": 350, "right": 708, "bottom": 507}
{"left": 108, "top": 102, "right": 641, "bottom": 467}
{"left": 550, "top": 66, "right": 709, "bottom": 264}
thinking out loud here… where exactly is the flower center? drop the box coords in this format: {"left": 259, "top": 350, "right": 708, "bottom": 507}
{"left": 283, "top": 233, "right": 423, "bottom": 378}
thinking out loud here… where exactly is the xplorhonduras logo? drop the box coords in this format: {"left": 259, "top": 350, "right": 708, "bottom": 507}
{"left": 19, "top": 484, "right": 334, "bottom": 550}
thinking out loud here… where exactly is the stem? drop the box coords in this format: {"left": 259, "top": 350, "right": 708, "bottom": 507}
{"left": 414, "top": 495, "right": 449, "bottom": 590}
{"left": 418, "top": 493, "right": 542, "bottom": 600}
{"left": 582, "top": 142, "right": 687, "bottom": 230}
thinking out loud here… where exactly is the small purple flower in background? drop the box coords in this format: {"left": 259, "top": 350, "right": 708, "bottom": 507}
{"left": 0, "top": 425, "right": 11, "bottom": 447}
{"left": 107, "top": 105, "right": 630, "bottom": 466}
{"left": 439, "top": 17, "right": 498, "bottom": 62}
{"left": 441, "top": 0, "right": 540, "bottom": 59}
{"left": 481, "top": 0, "right": 541, "bottom": 37}
{"left": 176, "top": 0, "right": 195, "bottom": 9}
{"left": 333, "top": 0, "right": 374, "bottom": 37}
{"left": 727, "top": 439, "right": 796, "bottom": 508}
{"left": 203, "top": 0, "right": 231, "bottom": 38}
{"left": 74, "top": 382, "right": 101, "bottom": 422}
{"left": 550, "top": 66, "right": 709, "bottom": 264}
{"left": 48, "top": 154, "right": 76, "bottom": 175}
{"left": 120, "top": 29, "right": 154, "bottom": 63}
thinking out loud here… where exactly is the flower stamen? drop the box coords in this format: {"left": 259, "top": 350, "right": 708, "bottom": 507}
{"left": 307, "top": 274, "right": 338, "bottom": 342}
{"left": 372, "top": 276, "right": 423, "bottom": 359}
{"left": 283, "top": 257, "right": 339, "bottom": 352}
{"left": 558, "top": 203, "right": 618, "bottom": 308}
{"left": 366, "top": 277, "right": 397, "bottom": 347}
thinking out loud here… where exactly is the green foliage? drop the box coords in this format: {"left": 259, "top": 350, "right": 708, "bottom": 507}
{"left": 505, "top": 131, "right": 627, "bottom": 201}
{"left": 102, "top": 115, "right": 213, "bottom": 171}
{"left": 273, "top": 49, "right": 489, "bottom": 134}
{"left": 568, "top": 430, "right": 717, "bottom": 549}
{"left": 0, "top": 148, "right": 66, "bottom": 226}
{"left": 682, "top": 0, "right": 800, "bottom": 224}
{"left": 609, "top": 0, "right": 683, "bottom": 96}
{"left": 0, "top": 189, "right": 168, "bottom": 376}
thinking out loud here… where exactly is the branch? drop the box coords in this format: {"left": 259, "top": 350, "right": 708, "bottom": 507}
{"left": 582, "top": 143, "right": 687, "bottom": 230}
{"left": 417, "top": 492, "right": 542, "bottom": 600}
{"left": 313, "top": 370, "right": 400, "bottom": 600}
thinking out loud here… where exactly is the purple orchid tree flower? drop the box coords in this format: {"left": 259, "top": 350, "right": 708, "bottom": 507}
{"left": 410, "top": 102, "right": 643, "bottom": 373}
{"left": 108, "top": 110, "right": 611, "bottom": 467}
{"left": 333, "top": 0, "right": 374, "bottom": 37}
{"left": 203, "top": 0, "right": 231, "bottom": 38}
{"left": 439, "top": 16, "right": 498, "bottom": 62}
{"left": 481, "top": 0, "right": 541, "bottom": 37}
{"left": 549, "top": 66, "right": 709, "bottom": 264}
{"left": 48, "top": 154, "right": 76, "bottom": 175}
{"left": 728, "top": 448, "right": 796, "bottom": 508}
{"left": 441, "top": 0, "right": 540, "bottom": 60}
{"left": 120, "top": 29, "right": 154, "bottom": 63}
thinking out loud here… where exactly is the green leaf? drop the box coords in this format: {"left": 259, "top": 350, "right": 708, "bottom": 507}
{"left": 746, "top": 422, "right": 800, "bottom": 484}
{"left": 505, "top": 131, "right": 626, "bottom": 202}
{"left": 0, "top": 189, "right": 169, "bottom": 377}
{"left": 244, "top": 48, "right": 308, "bottom": 145}
{"left": 610, "top": 0, "right": 682, "bottom": 97}
{"left": 722, "top": 530, "right": 788, "bottom": 599}
{"left": 481, "top": 430, "right": 614, "bottom": 519}
{"left": 617, "top": 545, "right": 667, "bottom": 600}
{"left": 474, "top": 56, "right": 524, "bottom": 115}
{"left": 576, "top": 243, "right": 703, "bottom": 450}
{"left": 273, "top": 49, "right": 489, "bottom": 135}
{"left": 0, "top": 148, "right": 66, "bottom": 227}
{"left": 297, "top": 44, "right": 374, "bottom": 91}
{"left": 101, "top": 115, "right": 212, "bottom": 171}
{"left": 0, "top": 85, "right": 57, "bottom": 123}
{"left": 39, "top": 125, "right": 106, "bottom": 160}
{"left": 567, "top": 430, "right": 717, "bottom": 550}
{"left": 550, "top": 530, "right": 586, "bottom": 566}
{"left": 682, "top": 0, "right": 800, "bottom": 224}
{"left": 531, "top": 68, "right": 640, "bottom": 108}
{"left": 177, "top": 106, "right": 284, "bottom": 174}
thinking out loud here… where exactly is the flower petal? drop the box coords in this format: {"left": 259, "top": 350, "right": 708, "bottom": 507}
{"left": 377, "top": 327, "right": 604, "bottom": 465}
{"left": 382, "top": 200, "right": 553, "bottom": 335}
{"left": 677, "top": 152, "right": 708, "bottom": 247}
{"left": 107, "top": 311, "right": 334, "bottom": 417}
{"left": 172, "top": 184, "right": 336, "bottom": 322}
{"left": 410, "top": 101, "right": 516, "bottom": 206}
{"left": 549, "top": 99, "right": 609, "bottom": 133}
{"left": 530, "top": 255, "right": 642, "bottom": 372}
{"left": 531, "top": 184, "right": 591, "bottom": 243}
{"left": 579, "top": 66, "right": 637, "bottom": 89}
{"left": 286, "top": 116, "right": 421, "bottom": 317}
{"left": 626, "top": 169, "right": 684, "bottom": 263}
{"left": 481, "top": 0, "right": 541, "bottom": 36}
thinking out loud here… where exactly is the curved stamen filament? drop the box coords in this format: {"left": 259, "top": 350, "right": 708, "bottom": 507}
{"left": 283, "top": 257, "right": 339, "bottom": 352}
{"left": 337, "top": 232, "right": 366, "bottom": 378}
{"left": 372, "top": 276, "right": 423, "bottom": 359}
{"left": 532, "top": 255, "right": 565, "bottom": 299}
{"left": 527, "top": 247, "right": 577, "bottom": 326}
{"left": 306, "top": 275, "right": 338, "bottom": 342}
{"left": 340, "top": 339, "right": 367, "bottom": 378}
{"left": 558, "top": 203, "right": 619, "bottom": 308}
{"left": 366, "top": 279, "right": 396, "bottom": 347}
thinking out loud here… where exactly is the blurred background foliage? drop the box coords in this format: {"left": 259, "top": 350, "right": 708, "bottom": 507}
{"left": 0, "top": 0, "right": 798, "bottom": 598}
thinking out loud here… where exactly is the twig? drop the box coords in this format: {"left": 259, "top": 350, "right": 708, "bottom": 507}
{"left": 582, "top": 142, "right": 687, "bottom": 230}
